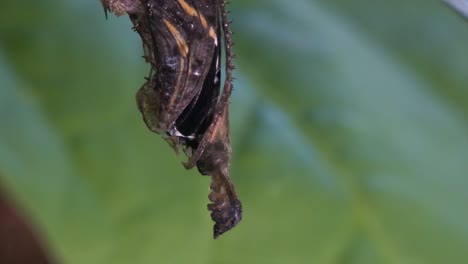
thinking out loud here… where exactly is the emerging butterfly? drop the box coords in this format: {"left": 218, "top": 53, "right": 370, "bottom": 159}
{"left": 100, "top": 0, "right": 242, "bottom": 238}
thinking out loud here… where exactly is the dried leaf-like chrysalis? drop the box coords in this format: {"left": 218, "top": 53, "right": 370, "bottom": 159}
{"left": 100, "top": 0, "right": 242, "bottom": 238}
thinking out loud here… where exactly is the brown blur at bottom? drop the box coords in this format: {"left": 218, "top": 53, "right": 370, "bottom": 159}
{"left": 0, "top": 185, "right": 55, "bottom": 264}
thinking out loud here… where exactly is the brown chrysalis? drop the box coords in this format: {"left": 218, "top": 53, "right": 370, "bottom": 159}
{"left": 100, "top": 0, "right": 241, "bottom": 238}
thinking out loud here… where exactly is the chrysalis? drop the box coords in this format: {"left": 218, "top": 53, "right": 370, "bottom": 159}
{"left": 100, "top": 0, "right": 242, "bottom": 238}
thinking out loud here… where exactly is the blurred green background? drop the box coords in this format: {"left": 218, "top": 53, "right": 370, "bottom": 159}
{"left": 1, "top": 0, "right": 468, "bottom": 263}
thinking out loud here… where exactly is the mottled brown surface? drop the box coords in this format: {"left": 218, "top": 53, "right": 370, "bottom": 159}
{"left": 197, "top": 106, "right": 242, "bottom": 237}
{"left": 101, "top": 0, "right": 242, "bottom": 238}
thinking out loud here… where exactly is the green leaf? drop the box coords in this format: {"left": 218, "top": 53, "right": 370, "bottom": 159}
{"left": 1, "top": 0, "right": 467, "bottom": 263}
